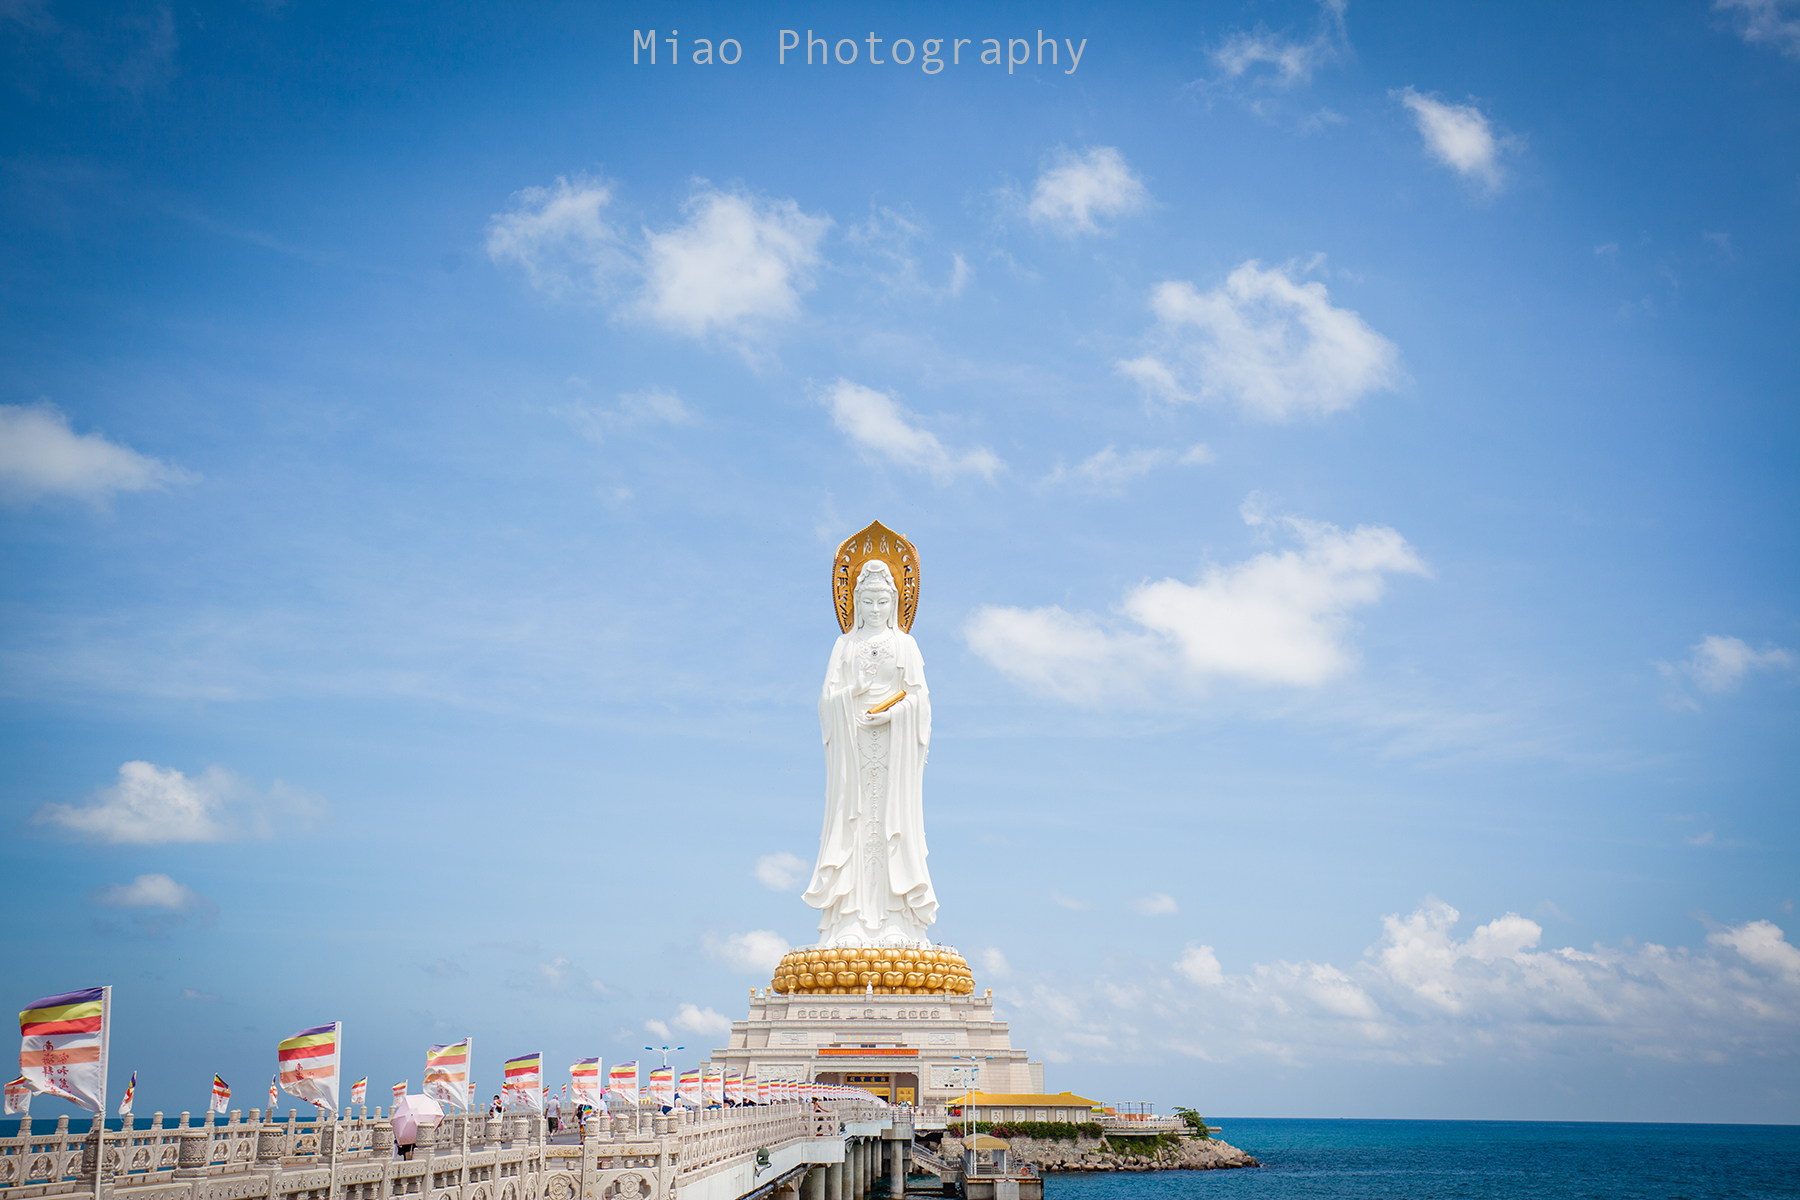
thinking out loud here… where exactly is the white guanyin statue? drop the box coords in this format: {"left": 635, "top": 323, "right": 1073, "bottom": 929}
{"left": 803, "top": 522, "right": 939, "bottom": 947}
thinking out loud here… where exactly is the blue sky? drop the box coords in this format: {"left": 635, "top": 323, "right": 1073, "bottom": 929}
{"left": 2, "top": 0, "right": 1798, "bottom": 1127}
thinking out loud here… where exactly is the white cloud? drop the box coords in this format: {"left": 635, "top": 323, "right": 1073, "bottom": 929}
{"left": 965, "top": 501, "right": 1426, "bottom": 703}
{"left": 672, "top": 1004, "right": 732, "bottom": 1036}
{"left": 703, "top": 929, "right": 791, "bottom": 974}
{"left": 1664, "top": 634, "right": 1795, "bottom": 696}
{"left": 1052, "top": 891, "right": 1092, "bottom": 911}
{"left": 1210, "top": 0, "right": 1348, "bottom": 87}
{"left": 90, "top": 873, "right": 207, "bottom": 911}
{"left": 489, "top": 180, "right": 829, "bottom": 340}
{"left": 538, "top": 957, "right": 571, "bottom": 985}
{"left": 753, "top": 851, "right": 807, "bottom": 891}
{"left": 1395, "top": 88, "right": 1510, "bottom": 190}
{"left": 181, "top": 988, "right": 220, "bottom": 1002}
{"left": 1134, "top": 893, "right": 1180, "bottom": 916}
{"left": 1028, "top": 901, "right": 1800, "bottom": 1068}
{"left": 982, "top": 948, "right": 1012, "bottom": 978}
{"left": 33, "top": 761, "right": 327, "bottom": 844}
{"left": 0, "top": 401, "right": 194, "bottom": 507}
{"left": 1117, "top": 261, "right": 1403, "bottom": 420}
{"left": 825, "top": 379, "right": 1002, "bottom": 482}
{"left": 1716, "top": 0, "right": 1800, "bottom": 59}
{"left": 639, "top": 191, "right": 830, "bottom": 337}
{"left": 1027, "top": 147, "right": 1149, "bottom": 236}
{"left": 485, "top": 175, "right": 624, "bottom": 298}
{"left": 1043, "top": 444, "right": 1212, "bottom": 492}
{"left": 1174, "top": 944, "right": 1225, "bottom": 986}
{"left": 643, "top": 1019, "right": 671, "bottom": 1039}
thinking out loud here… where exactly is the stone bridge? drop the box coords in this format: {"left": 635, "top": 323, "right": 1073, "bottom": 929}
{"left": 0, "top": 1100, "right": 931, "bottom": 1200}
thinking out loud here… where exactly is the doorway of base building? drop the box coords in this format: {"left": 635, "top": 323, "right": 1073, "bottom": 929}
{"left": 843, "top": 1073, "right": 916, "bottom": 1105}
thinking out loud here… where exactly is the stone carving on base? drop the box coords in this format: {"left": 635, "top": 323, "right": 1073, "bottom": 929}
{"left": 601, "top": 1172, "right": 648, "bottom": 1200}
{"left": 803, "top": 523, "right": 939, "bottom": 949}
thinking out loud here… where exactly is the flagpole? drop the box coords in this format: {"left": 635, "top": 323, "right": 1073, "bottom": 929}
{"left": 461, "top": 1038, "right": 471, "bottom": 1195}
{"left": 96, "top": 986, "right": 111, "bottom": 1200}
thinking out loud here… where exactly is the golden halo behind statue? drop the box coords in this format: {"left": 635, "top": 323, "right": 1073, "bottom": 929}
{"left": 833, "top": 521, "right": 920, "bottom": 633}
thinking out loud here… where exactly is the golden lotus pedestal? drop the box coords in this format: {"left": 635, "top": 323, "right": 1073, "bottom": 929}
{"left": 771, "top": 946, "right": 976, "bottom": 995}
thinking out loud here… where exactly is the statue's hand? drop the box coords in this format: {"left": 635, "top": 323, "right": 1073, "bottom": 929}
{"left": 860, "top": 707, "right": 895, "bottom": 726}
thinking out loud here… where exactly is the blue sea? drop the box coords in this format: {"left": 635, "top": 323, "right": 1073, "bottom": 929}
{"left": 1042, "top": 1120, "right": 1800, "bottom": 1200}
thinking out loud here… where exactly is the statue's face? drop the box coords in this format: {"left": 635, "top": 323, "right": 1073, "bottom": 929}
{"left": 857, "top": 584, "right": 895, "bottom": 629}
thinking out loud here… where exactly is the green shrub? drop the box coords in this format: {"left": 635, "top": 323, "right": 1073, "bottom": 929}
{"left": 1171, "top": 1107, "right": 1211, "bottom": 1139}
{"left": 946, "top": 1121, "right": 1104, "bottom": 1142}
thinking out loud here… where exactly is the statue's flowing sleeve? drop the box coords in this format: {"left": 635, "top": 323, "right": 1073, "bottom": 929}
{"left": 884, "top": 634, "right": 938, "bottom": 925}
{"left": 803, "top": 636, "right": 858, "bottom": 912}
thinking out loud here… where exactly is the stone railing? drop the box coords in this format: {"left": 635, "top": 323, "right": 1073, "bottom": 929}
{"left": 1092, "top": 1115, "right": 1188, "bottom": 1135}
{"left": 0, "top": 1099, "right": 887, "bottom": 1200}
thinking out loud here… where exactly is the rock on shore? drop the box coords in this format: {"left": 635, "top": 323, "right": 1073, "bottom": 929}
{"left": 939, "top": 1134, "right": 1259, "bottom": 1171}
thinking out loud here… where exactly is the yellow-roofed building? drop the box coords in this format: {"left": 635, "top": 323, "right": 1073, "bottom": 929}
{"left": 956, "top": 1091, "right": 1101, "bottom": 1124}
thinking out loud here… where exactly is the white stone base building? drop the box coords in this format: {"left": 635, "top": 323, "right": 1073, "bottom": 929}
{"left": 708, "top": 989, "right": 1043, "bottom": 1106}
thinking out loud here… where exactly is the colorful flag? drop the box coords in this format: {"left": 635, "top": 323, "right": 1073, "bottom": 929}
{"left": 702, "top": 1067, "right": 723, "bottom": 1108}
{"left": 210, "top": 1074, "right": 231, "bottom": 1115}
{"left": 277, "top": 1022, "right": 341, "bottom": 1114}
{"left": 607, "top": 1061, "right": 638, "bottom": 1107}
{"left": 755, "top": 1075, "right": 768, "bottom": 1105}
{"left": 392, "top": 1081, "right": 407, "bottom": 1103}
{"left": 4, "top": 1077, "right": 30, "bottom": 1115}
{"left": 118, "top": 1070, "right": 137, "bottom": 1117}
{"left": 502, "top": 1053, "right": 542, "bottom": 1111}
{"left": 269, "top": 1076, "right": 277, "bottom": 1111}
{"left": 675, "top": 1067, "right": 701, "bottom": 1109}
{"left": 18, "top": 986, "right": 109, "bottom": 1113}
{"left": 350, "top": 1078, "right": 367, "bottom": 1106}
{"left": 424, "top": 1039, "right": 471, "bottom": 1111}
{"left": 571, "top": 1058, "right": 602, "bottom": 1108}
{"left": 647, "top": 1066, "right": 673, "bottom": 1111}
{"left": 725, "top": 1070, "right": 743, "bottom": 1106}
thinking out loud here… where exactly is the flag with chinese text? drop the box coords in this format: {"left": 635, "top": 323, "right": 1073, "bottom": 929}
{"left": 502, "top": 1053, "right": 542, "bottom": 1111}
{"left": 647, "top": 1066, "right": 673, "bottom": 1110}
{"left": 425, "top": 1039, "right": 471, "bottom": 1110}
{"left": 18, "top": 986, "right": 108, "bottom": 1113}
{"left": 570, "top": 1058, "right": 601, "bottom": 1108}
{"left": 606, "top": 1061, "right": 638, "bottom": 1107}
{"left": 277, "top": 1022, "right": 340, "bottom": 1113}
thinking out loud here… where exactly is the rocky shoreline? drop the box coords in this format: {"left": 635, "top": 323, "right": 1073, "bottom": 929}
{"left": 940, "top": 1134, "right": 1260, "bottom": 1171}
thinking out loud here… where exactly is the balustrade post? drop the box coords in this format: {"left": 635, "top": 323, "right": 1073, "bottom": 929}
{"left": 257, "top": 1116, "right": 285, "bottom": 1167}
{"left": 371, "top": 1119, "right": 394, "bottom": 1160}
{"left": 174, "top": 1126, "right": 210, "bottom": 1179}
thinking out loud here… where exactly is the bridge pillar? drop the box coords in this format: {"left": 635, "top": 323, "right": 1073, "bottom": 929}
{"left": 826, "top": 1160, "right": 844, "bottom": 1200}
{"left": 803, "top": 1165, "right": 827, "bottom": 1200}
{"left": 887, "top": 1141, "right": 903, "bottom": 1194}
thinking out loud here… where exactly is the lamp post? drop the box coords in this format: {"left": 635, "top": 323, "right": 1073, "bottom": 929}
{"left": 644, "top": 1046, "right": 683, "bottom": 1068}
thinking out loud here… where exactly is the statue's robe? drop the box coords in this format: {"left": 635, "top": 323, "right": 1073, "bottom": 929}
{"left": 804, "top": 630, "right": 938, "bottom": 939}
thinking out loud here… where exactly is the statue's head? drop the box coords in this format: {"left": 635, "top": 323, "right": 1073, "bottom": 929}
{"left": 853, "top": 560, "right": 899, "bottom": 630}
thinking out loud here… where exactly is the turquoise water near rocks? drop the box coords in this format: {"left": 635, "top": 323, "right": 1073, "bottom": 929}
{"left": 1043, "top": 1120, "right": 1800, "bottom": 1199}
